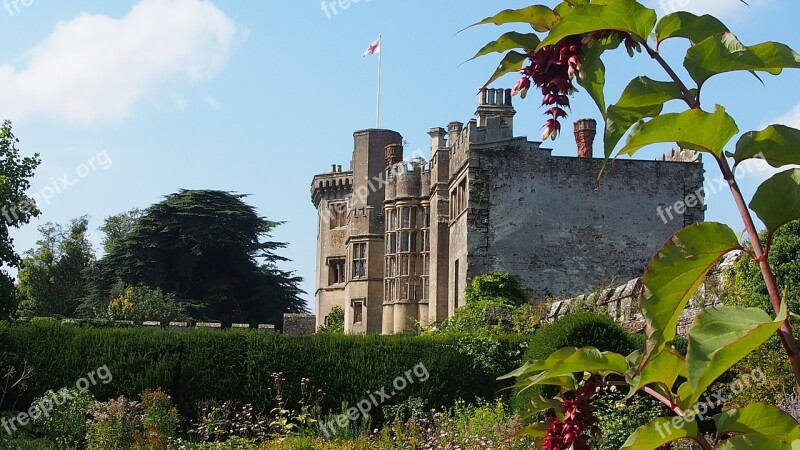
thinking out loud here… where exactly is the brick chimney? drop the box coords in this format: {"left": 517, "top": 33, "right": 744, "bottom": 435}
{"left": 385, "top": 143, "right": 403, "bottom": 167}
{"left": 574, "top": 119, "right": 597, "bottom": 159}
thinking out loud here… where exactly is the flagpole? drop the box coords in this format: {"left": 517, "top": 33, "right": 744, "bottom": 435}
{"left": 376, "top": 35, "right": 382, "bottom": 129}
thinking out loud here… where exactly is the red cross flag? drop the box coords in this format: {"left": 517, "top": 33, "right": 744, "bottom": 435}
{"left": 363, "top": 36, "right": 381, "bottom": 57}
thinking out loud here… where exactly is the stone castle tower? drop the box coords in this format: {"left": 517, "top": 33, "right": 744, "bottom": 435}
{"left": 311, "top": 89, "right": 705, "bottom": 334}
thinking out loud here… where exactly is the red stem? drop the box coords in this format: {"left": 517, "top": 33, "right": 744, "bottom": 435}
{"left": 718, "top": 157, "right": 800, "bottom": 391}
{"left": 643, "top": 387, "right": 712, "bottom": 450}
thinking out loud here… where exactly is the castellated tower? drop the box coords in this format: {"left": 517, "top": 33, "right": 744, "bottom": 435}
{"left": 383, "top": 146, "right": 431, "bottom": 334}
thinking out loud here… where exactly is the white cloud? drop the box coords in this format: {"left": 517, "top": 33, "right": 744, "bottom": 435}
{"left": 649, "top": 0, "right": 770, "bottom": 19}
{"left": 771, "top": 104, "right": 800, "bottom": 129}
{"left": 0, "top": 0, "right": 236, "bottom": 125}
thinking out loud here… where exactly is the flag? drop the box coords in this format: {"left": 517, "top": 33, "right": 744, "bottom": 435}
{"left": 363, "top": 36, "right": 381, "bottom": 57}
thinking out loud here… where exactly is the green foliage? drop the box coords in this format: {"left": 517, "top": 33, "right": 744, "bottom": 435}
{"left": 85, "top": 396, "right": 140, "bottom": 450}
{"left": 0, "top": 120, "right": 40, "bottom": 319}
{"left": 17, "top": 217, "right": 95, "bottom": 319}
{"left": 469, "top": 2, "right": 800, "bottom": 446}
{"left": 512, "top": 312, "right": 640, "bottom": 414}
{"left": 92, "top": 190, "right": 307, "bottom": 325}
{"left": 591, "top": 387, "right": 670, "bottom": 450}
{"left": 138, "top": 389, "right": 179, "bottom": 449}
{"left": 317, "top": 306, "right": 344, "bottom": 334}
{"left": 103, "top": 283, "right": 192, "bottom": 323}
{"left": 98, "top": 208, "right": 142, "bottom": 255}
{"left": 31, "top": 388, "right": 95, "bottom": 448}
{"left": 724, "top": 220, "right": 800, "bottom": 314}
{"left": 0, "top": 320, "right": 525, "bottom": 418}
{"left": 465, "top": 272, "right": 532, "bottom": 307}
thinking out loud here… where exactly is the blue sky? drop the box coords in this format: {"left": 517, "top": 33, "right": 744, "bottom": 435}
{"left": 0, "top": 0, "right": 798, "bottom": 310}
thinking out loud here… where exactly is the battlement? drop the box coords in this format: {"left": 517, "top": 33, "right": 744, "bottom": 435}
{"left": 658, "top": 147, "right": 702, "bottom": 163}
{"left": 385, "top": 158, "right": 431, "bottom": 201}
{"left": 311, "top": 165, "right": 353, "bottom": 207}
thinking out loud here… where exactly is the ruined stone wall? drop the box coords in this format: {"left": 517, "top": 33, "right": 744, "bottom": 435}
{"left": 546, "top": 251, "right": 741, "bottom": 334}
{"left": 467, "top": 146, "right": 705, "bottom": 300}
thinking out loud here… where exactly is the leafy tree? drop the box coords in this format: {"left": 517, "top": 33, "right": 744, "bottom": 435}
{"left": 0, "top": 120, "right": 40, "bottom": 318}
{"left": 17, "top": 217, "right": 95, "bottom": 318}
{"left": 99, "top": 208, "right": 142, "bottom": 254}
{"left": 92, "top": 190, "right": 306, "bottom": 324}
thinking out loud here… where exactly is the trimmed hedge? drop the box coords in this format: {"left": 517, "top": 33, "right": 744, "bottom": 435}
{"left": 0, "top": 321, "right": 525, "bottom": 418}
{"left": 512, "top": 312, "right": 642, "bottom": 414}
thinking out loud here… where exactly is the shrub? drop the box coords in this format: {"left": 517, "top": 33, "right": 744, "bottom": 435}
{"left": 31, "top": 388, "right": 95, "bottom": 448}
{"left": 512, "top": 312, "right": 640, "bottom": 414}
{"left": 86, "top": 396, "right": 140, "bottom": 450}
{"left": 465, "top": 272, "right": 532, "bottom": 307}
{"left": 138, "top": 389, "right": 179, "bottom": 449}
{"left": 317, "top": 306, "right": 344, "bottom": 334}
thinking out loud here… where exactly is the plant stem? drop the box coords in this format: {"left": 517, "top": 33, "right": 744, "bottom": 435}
{"left": 638, "top": 39, "right": 699, "bottom": 109}
{"left": 641, "top": 30, "right": 800, "bottom": 391}
{"left": 643, "top": 387, "right": 713, "bottom": 450}
{"left": 718, "top": 156, "right": 800, "bottom": 391}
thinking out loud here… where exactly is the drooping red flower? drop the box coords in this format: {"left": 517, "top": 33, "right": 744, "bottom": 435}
{"left": 542, "top": 379, "right": 602, "bottom": 450}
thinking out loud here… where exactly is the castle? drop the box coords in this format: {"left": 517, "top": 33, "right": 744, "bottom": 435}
{"left": 311, "top": 89, "right": 705, "bottom": 334}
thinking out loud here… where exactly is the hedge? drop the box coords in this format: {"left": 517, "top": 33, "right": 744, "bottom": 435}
{"left": 0, "top": 320, "right": 526, "bottom": 418}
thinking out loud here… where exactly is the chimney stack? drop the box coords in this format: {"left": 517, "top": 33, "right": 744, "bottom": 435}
{"left": 475, "top": 88, "right": 516, "bottom": 133}
{"left": 574, "top": 119, "right": 597, "bottom": 159}
{"left": 385, "top": 143, "right": 403, "bottom": 167}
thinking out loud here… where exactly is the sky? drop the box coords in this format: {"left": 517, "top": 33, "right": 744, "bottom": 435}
{"left": 0, "top": 0, "right": 798, "bottom": 311}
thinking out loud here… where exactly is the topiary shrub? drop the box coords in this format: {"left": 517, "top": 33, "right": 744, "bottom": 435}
{"left": 512, "top": 312, "right": 640, "bottom": 414}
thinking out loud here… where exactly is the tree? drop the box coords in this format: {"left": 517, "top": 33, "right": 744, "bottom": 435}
{"left": 99, "top": 208, "right": 142, "bottom": 254}
{"left": 0, "top": 120, "right": 40, "bottom": 319}
{"left": 317, "top": 305, "right": 344, "bottom": 333}
{"left": 93, "top": 190, "right": 306, "bottom": 324}
{"left": 17, "top": 217, "right": 95, "bottom": 318}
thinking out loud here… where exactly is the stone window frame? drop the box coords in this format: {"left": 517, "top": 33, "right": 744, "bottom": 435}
{"left": 351, "top": 298, "right": 365, "bottom": 324}
{"left": 352, "top": 242, "right": 367, "bottom": 279}
{"left": 328, "top": 202, "right": 348, "bottom": 229}
{"left": 327, "top": 257, "right": 346, "bottom": 286}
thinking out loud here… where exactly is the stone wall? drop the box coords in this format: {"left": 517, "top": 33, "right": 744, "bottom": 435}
{"left": 283, "top": 314, "right": 317, "bottom": 335}
{"left": 547, "top": 251, "right": 742, "bottom": 335}
{"left": 466, "top": 144, "right": 705, "bottom": 300}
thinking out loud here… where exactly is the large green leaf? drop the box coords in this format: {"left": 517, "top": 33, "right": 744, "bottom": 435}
{"left": 714, "top": 435, "right": 794, "bottom": 449}
{"left": 641, "top": 223, "right": 742, "bottom": 362}
{"left": 715, "top": 403, "right": 800, "bottom": 440}
{"left": 462, "top": 5, "right": 558, "bottom": 33}
{"left": 750, "top": 169, "right": 800, "bottom": 234}
{"left": 576, "top": 41, "right": 608, "bottom": 115}
{"left": 466, "top": 32, "right": 540, "bottom": 63}
{"left": 684, "top": 33, "right": 800, "bottom": 88}
{"left": 509, "top": 347, "right": 628, "bottom": 382}
{"left": 679, "top": 303, "right": 787, "bottom": 409}
{"left": 604, "top": 77, "right": 684, "bottom": 158}
{"left": 733, "top": 125, "right": 800, "bottom": 168}
{"left": 621, "top": 417, "right": 699, "bottom": 449}
{"left": 482, "top": 51, "right": 528, "bottom": 88}
{"left": 538, "top": 0, "right": 657, "bottom": 49}
{"left": 626, "top": 347, "right": 686, "bottom": 400}
{"left": 618, "top": 105, "right": 739, "bottom": 157}
{"left": 655, "top": 12, "right": 729, "bottom": 47}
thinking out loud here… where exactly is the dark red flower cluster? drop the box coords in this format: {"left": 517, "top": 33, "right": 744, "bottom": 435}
{"left": 512, "top": 30, "right": 641, "bottom": 142}
{"left": 542, "top": 380, "right": 602, "bottom": 450}
{"left": 512, "top": 35, "right": 584, "bottom": 141}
